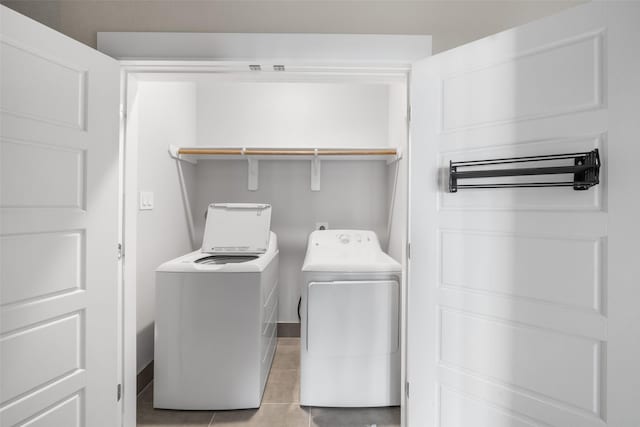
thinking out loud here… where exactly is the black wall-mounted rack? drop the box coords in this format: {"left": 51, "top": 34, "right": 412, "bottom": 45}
{"left": 449, "top": 149, "right": 601, "bottom": 192}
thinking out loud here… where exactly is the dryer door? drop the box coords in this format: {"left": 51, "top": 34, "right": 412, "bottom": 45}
{"left": 306, "top": 280, "right": 399, "bottom": 356}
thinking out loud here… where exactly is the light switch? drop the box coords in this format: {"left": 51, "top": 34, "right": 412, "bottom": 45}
{"left": 139, "top": 191, "right": 154, "bottom": 210}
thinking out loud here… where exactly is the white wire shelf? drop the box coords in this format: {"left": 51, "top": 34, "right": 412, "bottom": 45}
{"left": 169, "top": 146, "right": 401, "bottom": 162}
{"left": 168, "top": 145, "right": 402, "bottom": 191}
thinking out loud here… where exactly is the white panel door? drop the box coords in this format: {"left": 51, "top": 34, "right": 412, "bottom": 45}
{"left": 408, "top": 2, "right": 640, "bottom": 427}
{"left": 0, "top": 5, "right": 121, "bottom": 427}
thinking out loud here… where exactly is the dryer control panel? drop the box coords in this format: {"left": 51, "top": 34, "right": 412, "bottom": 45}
{"left": 302, "top": 229, "right": 401, "bottom": 273}
{"left": 312, "top": 230, "right": 376, "bottom": 248}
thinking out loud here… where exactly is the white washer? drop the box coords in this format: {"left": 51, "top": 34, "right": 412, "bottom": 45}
{"left": 154, "top": 203, "right": 279, "bottom": 410}
{"left": 300, "top": 229, "right": 402, "bottom": 407}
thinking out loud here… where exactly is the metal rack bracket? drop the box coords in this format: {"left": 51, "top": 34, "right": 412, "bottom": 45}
{"left": 311, "top": 149, "right": 321, "bottom": 191}
{"left": 247, "top": 158, "right": 259, "bottom": 191}
{"left": 449, "top": 149, "right": 601, "bottom": 192}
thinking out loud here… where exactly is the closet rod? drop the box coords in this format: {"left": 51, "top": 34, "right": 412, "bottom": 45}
{"left": 177, "top": 148, "right": 398, "bottom": 156}
{"left": 179, "top": 148, "right": 244, "bottom": 155}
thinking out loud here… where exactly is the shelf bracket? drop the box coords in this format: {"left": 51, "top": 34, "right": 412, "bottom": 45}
{"left": 387, "top": 147, "right": 403, "bottom": 165}
{"left": 168, "top": 145, "right": 197, "bottom": 164}
{"left": 247, "top": 157, "right": 259, "bottom": 191}
{"left": 311, "top": 149, "right": 321, "bottom": 191}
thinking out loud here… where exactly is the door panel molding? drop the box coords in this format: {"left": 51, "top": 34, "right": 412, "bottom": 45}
{"left": 438, "top": 229, "right": 604, "bottom": 314}
{"left": 0, "top": 5, "right": 121, "bottom": 426}
{"left": 0, "top": 37, "right": 87, "bottom": 131}
{"left": 439, "top": 30, "right": 604, "bottom": 133}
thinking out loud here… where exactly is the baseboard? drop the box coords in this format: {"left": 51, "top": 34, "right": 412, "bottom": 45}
{"left": 137, "top": 361, "right": 154, "bottom": 395}
{"left": 277, "top": 322, "right": 300, "bottom": 337}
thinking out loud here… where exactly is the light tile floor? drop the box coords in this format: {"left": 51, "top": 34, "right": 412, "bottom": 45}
{"left": 137, "top": 337, "right": 400, "bottom": 427}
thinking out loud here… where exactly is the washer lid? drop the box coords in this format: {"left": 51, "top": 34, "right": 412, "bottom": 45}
{"left": 202, "top": 203, "right": 272, "bottom": 254}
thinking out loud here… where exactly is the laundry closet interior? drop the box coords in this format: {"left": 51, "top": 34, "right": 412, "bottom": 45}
{"left": 122, "top": 56, "right": 413, "bottom": 405}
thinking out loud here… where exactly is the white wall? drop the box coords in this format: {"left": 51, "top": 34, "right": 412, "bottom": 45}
{"left": 196, "top": 82, "right": 390, "bottom": 148}
{"left": 386, "top": 83, "right": 408, "bottom": 260}
{"left": 193, "top": 80, "right": 398, "bottom": 321}
{"left": 134, "top": 81, "right": 197, "bottom": 372}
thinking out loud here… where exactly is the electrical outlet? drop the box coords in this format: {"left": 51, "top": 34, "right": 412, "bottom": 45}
{"left": 315, "top": 222, "right": 329, "bottom": 231}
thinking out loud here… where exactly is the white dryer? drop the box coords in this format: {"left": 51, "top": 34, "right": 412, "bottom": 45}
{"left": 300, "top": 229, "right": 401, "bottom": 407}
{"left": 154, "top": 203, "right": 279, "bottom": 410}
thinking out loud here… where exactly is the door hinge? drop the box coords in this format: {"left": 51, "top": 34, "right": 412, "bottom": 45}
{"left": 117, "top": 243, "right": 123, "bottom": 260}
{"left": 407, "top": 106, "right": 411, "bottom": 124}
{"left": 117, "top": 383, "right": 122, "bottom": 402}
{"left": 119, "top": 104, "right": 127, "bottom": 120}
{"left": 405, "top": 381, "right": 410, "bottom": 398}
{"left": 406, "top": 242, "right": 411, "bottom": 259}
